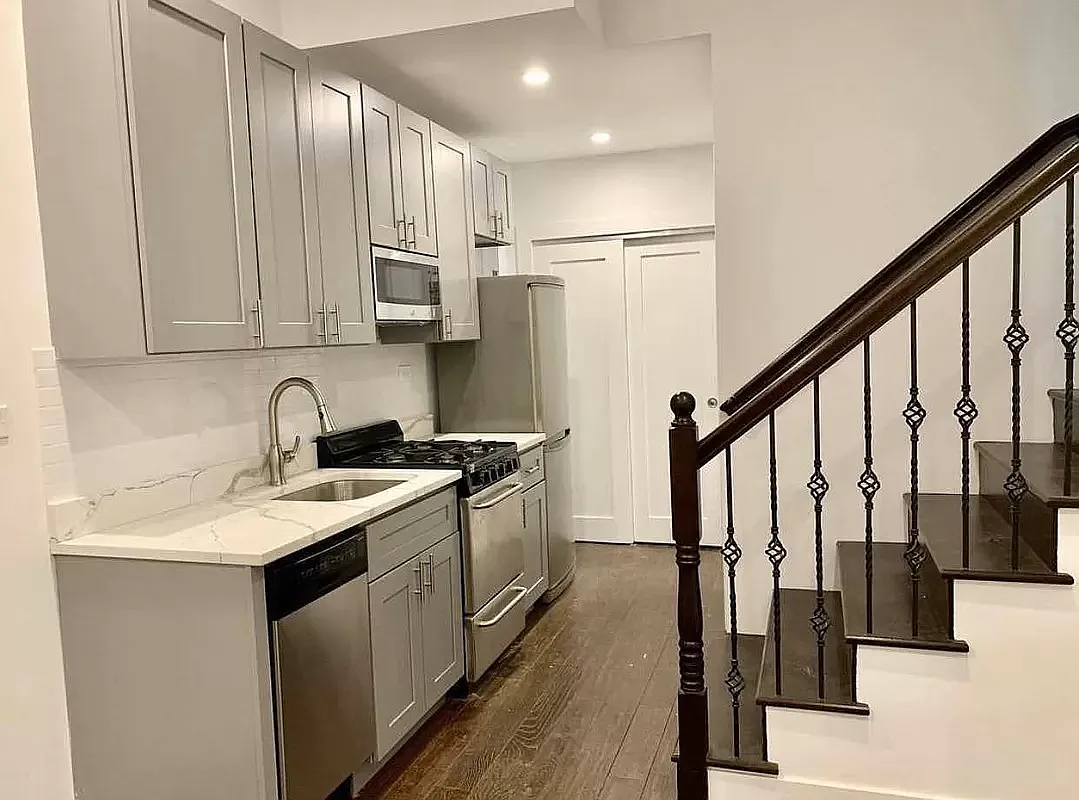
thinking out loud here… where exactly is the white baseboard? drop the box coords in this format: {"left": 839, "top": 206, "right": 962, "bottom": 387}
{"left": 708, "top": 770, "right": 968, "bottom": 800}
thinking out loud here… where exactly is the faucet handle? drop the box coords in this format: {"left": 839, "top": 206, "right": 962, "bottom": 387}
{"left": 283, "top": 434, "right": 302, "bottom": 464}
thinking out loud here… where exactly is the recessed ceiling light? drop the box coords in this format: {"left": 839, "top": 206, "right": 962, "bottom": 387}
{"left": 522, "top": 67, "right": 550, "bottom": 88}
{"left": 590, "top": 131, "right": 611, "bottom": 145}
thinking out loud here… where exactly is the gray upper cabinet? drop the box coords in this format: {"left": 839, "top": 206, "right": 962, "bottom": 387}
{"left": 470, "top": 146, "right": 513, "bottom": 246}
{"left": 243, "top": 23, "right": 323, "bottom": 348}
{"left": 311, "top": 67, "right": 377, "bottom": 345}
{"left": 398, "top": 106, "right": 438, "bottom": 256}
{"left": 432, "top": 125, "right": 481, "bottom": 341}
{"left": 121, "top": 0, "right": 260, "bottom": 353}
{"left": 361, "top": 86, "right": 405, "bottom": 251}
{"left": 369, "top": 555, "right": 426, "bottom": 760}
{"left": 420, "top": 533, "right": 465, "bottom": 702}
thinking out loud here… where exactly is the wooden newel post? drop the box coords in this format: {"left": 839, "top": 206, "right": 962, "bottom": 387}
{"left": 669, "top": 391, "right": 708, "bottom": 800}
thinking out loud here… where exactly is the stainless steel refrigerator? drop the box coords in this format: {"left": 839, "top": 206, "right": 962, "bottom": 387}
{"left": 436, "top": 274, "right": 576, "bottom": 602}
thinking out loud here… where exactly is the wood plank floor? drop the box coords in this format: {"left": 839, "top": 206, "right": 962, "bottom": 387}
{"left": 357, "top": 543, "right": 720, "bottom": 800}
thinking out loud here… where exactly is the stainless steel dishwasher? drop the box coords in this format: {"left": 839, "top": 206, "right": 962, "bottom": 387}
{"left": 265, "top": 526, "right": 375, "bottom": 800}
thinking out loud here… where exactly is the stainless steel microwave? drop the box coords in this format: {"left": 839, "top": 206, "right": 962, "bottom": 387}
{"left": 372, "top": 245, "right": 441, "bottom": 323}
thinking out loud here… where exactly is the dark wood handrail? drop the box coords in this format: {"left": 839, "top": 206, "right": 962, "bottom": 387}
{"left": 719, "top": 113, "right": 1079, "bottom": 418}
{"left": 700, "top": 123, "right": 1079, "bottom": 468}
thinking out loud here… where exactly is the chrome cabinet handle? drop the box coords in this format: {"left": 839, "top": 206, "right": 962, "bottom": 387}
{"left": 250, "top": 299, "right": 265, "bottom": 345}
{"left": 396, "top": 218, "right": 407, "bottom": 246}
{"left": 412, "top": 564, "right": 423, "bottom": 598}
{"left": 316, "top": 305, "right": 327, "bottom": 339}
{"left": 523, "top": 464, "right": 541, "bottom": 475}
{"left": 407, "top": 217, "right": 417, "bottom": 248}
{"left": 475, "top": 586, "right": 528, "bottom": 628}
{"left": 471, "top": 482, "right": 523, "bottom": 510}
{"left": 489, "top": 213, "right": 499, "bottom": 237}
{"left": 423, "top": 554, "right": 434, "bottom": 595}
{"left": 443, "top": 308, "right": 452, "bottom": 340}
{"left": 329, "top": 303, "right": 342, "bottom": 341}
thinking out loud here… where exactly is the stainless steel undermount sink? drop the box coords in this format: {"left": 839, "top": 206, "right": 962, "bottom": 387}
{"left": 274, "top": 479, "right": 407, "bottom": 502}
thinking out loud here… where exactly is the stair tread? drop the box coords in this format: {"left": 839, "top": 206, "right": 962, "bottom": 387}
{"left": 699, "top": 633, "right": 778, "bottom": 775}
{"left": 837, "top": 541, "right": 968, "bottom": 652}
{"left": 916, "top": 493, "right": 1073, "bottom": 584}
{"left": 976, "top": 441, "right": 1079, "bottom": 507}
{"left": 756, "top": 588, "right": 867, "bottom": 715}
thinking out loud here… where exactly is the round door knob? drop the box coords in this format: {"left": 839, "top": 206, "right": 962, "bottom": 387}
{"left": 707, "top": 397, "right": 719, "bottom": 408}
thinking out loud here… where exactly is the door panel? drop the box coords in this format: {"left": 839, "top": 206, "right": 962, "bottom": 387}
{"left": 369, "top": 556, "right": 425, "bottom": 759}
{"left": 398, "top": 106, "right": 437, "bottom": 255}
{"left": 432, "top": 126, "right": 480, "bottom": 340}
{"left": 471, "top": 148, "right": 495, "bottom": 238}
{"left": 532, "top": 240, "right": 632, "bottom": 544}
{"left": 122, "top": 0, "right": 259, "bottom": 352}
{"left": 311, "top": 67, "right": 376, "bottom": 345}
{"left": 626, "top": 235, "right": 721, "bottom": 545}
{"left": 420, "top": 534, "right": 465, "bottom": 702}
{"left": 362, "top": 86, "right": 403, "bottom": 249}
{"left": 521, "top": 482, "right": 549, "bottom": 608}
{"left": 244, "top": 23, "right": 322, "bottom": 348}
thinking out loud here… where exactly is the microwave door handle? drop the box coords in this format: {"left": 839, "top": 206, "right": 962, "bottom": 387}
{"left": 470, "top": 483, "right": 523, "bottom": 510}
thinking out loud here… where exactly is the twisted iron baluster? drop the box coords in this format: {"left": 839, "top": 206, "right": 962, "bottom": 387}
{"left": 766, "top": 412, "right": 787, "bottom": 695}
{"left": 807, "top": 378, "right": 831, "bottom": 699}
{"left": 904, "top": 302, "right": 928, "bottom": 637}
{"left": 1059, "top": 178, "right": 1078, "bottom": 495}
{"left": 1004, "top": 221, "right": 1029, "bottom": 569}
{"left": 722, "top": 448, "right": 745, "bottom": 757}
{"left": 954, "top": 259, "right": 978, "bottom": 570}
{"left": 858, "top": 339, "right": 880, "bottom": 633}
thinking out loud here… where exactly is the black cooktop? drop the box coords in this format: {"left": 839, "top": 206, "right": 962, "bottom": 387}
{"left": 317, "top": 420, "right": 520, "bottom": 496}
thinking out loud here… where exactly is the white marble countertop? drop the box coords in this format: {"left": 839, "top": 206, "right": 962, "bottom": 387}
{"left": 50, "top": 468, "right": 461, "bottom": 567}
{"left": 436, "top": 431, "right": 546, "bottom": 453}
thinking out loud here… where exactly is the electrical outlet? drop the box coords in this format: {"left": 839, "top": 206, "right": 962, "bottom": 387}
{"left": 0, "top": 405, "right": 9, "bottom": 443}
{"left": 397, "top": 364, "right": 412, "bottom": 382}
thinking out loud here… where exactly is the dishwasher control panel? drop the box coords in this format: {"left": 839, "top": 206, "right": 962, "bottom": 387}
{"left": 265, "top": 526, "right": 368, "bottom": 621}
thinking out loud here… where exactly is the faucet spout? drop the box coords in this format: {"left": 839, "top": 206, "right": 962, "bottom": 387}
{"left": 267, "top": 377, "right": 337, "bottom": 487}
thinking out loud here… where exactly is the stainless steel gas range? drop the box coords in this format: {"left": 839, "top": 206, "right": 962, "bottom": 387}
{"left": 317, "top": 420, "right": 527, "bottom": 682}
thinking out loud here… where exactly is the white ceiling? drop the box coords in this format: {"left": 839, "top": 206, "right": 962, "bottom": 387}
{"left": 312, "top": 9, "right": 712, "bottom": 163}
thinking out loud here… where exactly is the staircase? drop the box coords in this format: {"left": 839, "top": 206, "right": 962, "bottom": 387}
{"left": 668, "top": 115, "right": 1079, "bottom": 800}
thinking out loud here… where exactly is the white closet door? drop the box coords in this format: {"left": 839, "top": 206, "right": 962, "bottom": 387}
{"left": 625, "top": 234, "right": 722, "bottom": 546}
{"left": 533, "top": 240, "right": 633, "bottom": 544}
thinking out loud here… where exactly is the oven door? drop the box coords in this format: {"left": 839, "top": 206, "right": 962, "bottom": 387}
{"left": 372, "top": 245, "right": 441, "bottom": 322}
{"left": 461, "top": 473, "right": 526, "bottom": 616}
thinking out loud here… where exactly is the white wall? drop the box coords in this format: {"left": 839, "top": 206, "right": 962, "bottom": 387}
{"left": 711, "top": 0, "right": 1079, "bottom": 633}
{"left": 511, "top": 144, "right": 714, "bottom": 272}
{"left": 0, "top": 1, "right": 74, "bottom": 797}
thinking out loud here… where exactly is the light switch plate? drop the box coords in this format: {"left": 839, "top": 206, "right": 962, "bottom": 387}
{"left": 0, "top": 405, "right": 9, "bottom": 443}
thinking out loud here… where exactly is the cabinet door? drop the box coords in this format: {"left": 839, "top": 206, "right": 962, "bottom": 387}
{"left": 398, "top": 106, "right": 438, "bottom": 256}
{"left": 369, "top": 556, "right": 426, "bottom": 760}
{"left": 491, "top": 156, "right": 513, "bottom": 245}
{"left": 420, "top": 533, "right": 465, "bottom": 703}
{"left": 121, "top": 0, "right": 259, "bottom": 353}
{"left": 311, "top": 67, "right": 376, "bottom": 345}
{"left": 470, "top": 147, "right": 496, "bottom": 239}
{"left": 244, "top": 23, "right": 323, "bottom": 348}
{"left": 362, "top": 86, "right": 404, "bottom": 249}
{"left": 432, "top": 125, "right": 481, "bottom": 341}
{"left": 522, "top": 482, "right": 550, "bottom": 608}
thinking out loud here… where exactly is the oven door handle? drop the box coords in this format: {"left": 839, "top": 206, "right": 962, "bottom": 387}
{"left": 475, "top": 585, "right": 528, "bottom": 628}
{"left": 470, "top": 482, "right": 523, "bottom": 510}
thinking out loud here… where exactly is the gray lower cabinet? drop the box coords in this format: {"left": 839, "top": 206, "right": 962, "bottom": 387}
{"left": 432, "top": 125, "right": 481, "bottom": 341}
{"left": 310, "top": 67, "right": 377, "bottom": 346}
{"left": 122, "top": 0, "right": 262, "bottom": 354}
{"left": 369, "top": 531, "right": 463, "bottom": 760}
{"left": 243, "top": 23, "right": 323, "bottom": 348}
{"left": 522, "top": 482, "right": 550, "bottom": 609}
{"left": 368, "top": 554, "right": 426, "bottom": 760}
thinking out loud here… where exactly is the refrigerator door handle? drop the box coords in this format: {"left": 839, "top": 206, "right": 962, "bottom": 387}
{"left": 544, "top": 428, "right": 571, "bottom": 450}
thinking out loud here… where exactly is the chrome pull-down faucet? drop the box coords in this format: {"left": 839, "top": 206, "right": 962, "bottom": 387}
{"left": 267, "top": 377, "right": 337, "bottom": 486}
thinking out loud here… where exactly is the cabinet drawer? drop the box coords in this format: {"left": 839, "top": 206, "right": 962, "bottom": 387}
{"left": 519, "top": 445, "right": 544, "bottom": 491}
{"left": 368, "top": 488, "right": 457, "bottom": 579}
